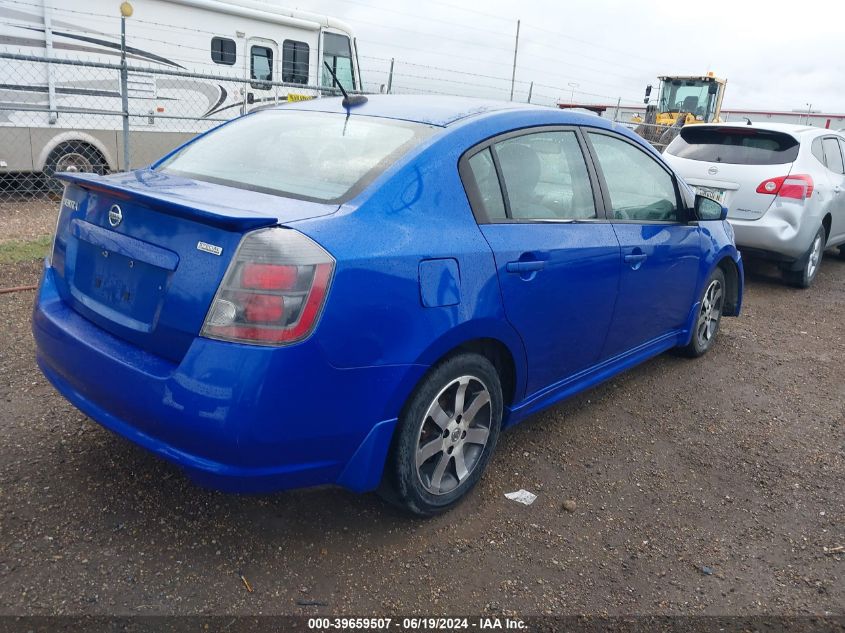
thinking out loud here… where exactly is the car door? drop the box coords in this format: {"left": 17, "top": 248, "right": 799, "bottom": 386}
{"left": 460, "top": 128, "right": 621, "bottom": 397}
{"left": 584, "top": 130, "right": 701, "bottom": 359}
{"left": 821, "top": 137, "right": 845, "bottom": 243}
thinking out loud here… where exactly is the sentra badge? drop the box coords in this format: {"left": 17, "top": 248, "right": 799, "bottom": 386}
{"left": 197, "top": 241, "right": 223, "bottom": 256}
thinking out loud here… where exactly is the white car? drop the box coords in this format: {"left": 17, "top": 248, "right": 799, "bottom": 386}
{"left": 663, "top": 123, "right": 845, "bottom": 287}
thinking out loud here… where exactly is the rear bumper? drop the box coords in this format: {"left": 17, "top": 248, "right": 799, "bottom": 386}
{"left": 729, "top": 200, "right": 821, "bottom": 261}
{"left": 33, "top": 264, "right": 423, "bottom": 493}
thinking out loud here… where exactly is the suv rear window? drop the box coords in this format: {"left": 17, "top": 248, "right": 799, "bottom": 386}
{"left": 158, "top": 111, "right": 435, "bottom": 203}
{"left": 665, "top": 127, "right": 800, "bottom": 165}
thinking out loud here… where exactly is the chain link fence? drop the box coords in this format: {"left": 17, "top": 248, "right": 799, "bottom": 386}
{"left": 0, "top": 48, "right": 666, "bottom": 210}
{"left": 0, "top": 51, "right": 348, "bottom": 207}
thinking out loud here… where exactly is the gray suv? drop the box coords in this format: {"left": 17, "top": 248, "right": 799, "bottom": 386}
{"left": 664, "top": 123, "right": 845, "bottom": 287}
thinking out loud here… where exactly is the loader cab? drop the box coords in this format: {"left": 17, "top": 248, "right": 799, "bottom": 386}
{"left": 655, "top": 74, "right": 726, "bottom": 126}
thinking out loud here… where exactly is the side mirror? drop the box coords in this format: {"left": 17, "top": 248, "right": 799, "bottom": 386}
{"left": 692, "top": 194, "right": 727, "bottom": 221}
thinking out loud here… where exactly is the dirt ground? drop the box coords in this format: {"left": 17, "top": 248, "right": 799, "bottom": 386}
{"left": 0, "top": 221, "right": 843, "bottom": 618}
{"left": 0, "top": 199, "right": 59, "bottom": 244}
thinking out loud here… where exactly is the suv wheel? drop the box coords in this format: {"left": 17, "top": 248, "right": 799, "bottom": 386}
{"left": 379, "top": 353, "right": 502, "bottom": 516}
{"left": 783, "top": 226, "right": 825, "bottom": 288}
{"left": 681, "top": 267, "right": 726, "bottom": 358}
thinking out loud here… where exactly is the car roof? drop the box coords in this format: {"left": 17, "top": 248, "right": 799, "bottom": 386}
{"left": 275, "top": 95, "right": 553, "bottom": 127}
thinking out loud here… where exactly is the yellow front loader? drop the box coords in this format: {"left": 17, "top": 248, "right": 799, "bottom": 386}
{"left": 633, "top": 73, "right": 727, "bottom": 149}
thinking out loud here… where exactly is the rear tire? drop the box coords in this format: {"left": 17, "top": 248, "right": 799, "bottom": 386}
{"left": 681, "top": 267, "right": 726, "bottom": 358}
{"left": 379, "top": 353, "right": 503, "bottom": 516}
{"left": 783, "top": 226, "right": 825, "bottom": 288}
{"left": 837, "top": 245, "right": 845, "bottom": 261}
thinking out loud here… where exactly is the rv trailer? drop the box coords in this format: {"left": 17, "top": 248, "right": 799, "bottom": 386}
{"left": 0, "top": 0, "right": 360, "bottom": 177}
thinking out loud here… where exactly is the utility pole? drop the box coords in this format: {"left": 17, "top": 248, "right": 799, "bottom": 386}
{"left": 509, "top": 19, "right": 520, "bottom": 101}
{"left": 527, "top": 81, "right": 533, "bottom": 104}
{"left": 567, "top": 82, "right": 579, "bottom": 104}
{"left": 805, "top": 103, "right": 813, "bottom": 125}
{"left": 120, "top": 1, "right": 133, "bottom": 171}
{"left": 387, "top": 57, "right": 394, "bottom": 94}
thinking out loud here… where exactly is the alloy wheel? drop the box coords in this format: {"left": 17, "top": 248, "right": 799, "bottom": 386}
{"left": 696, "top": 278, "right": 724, "bottom": 349}
{"left": 415, "top": 375, "right": 492, "bottom": 496}
{"left": 806, "top": 234, "right": 823, "bottom": 280}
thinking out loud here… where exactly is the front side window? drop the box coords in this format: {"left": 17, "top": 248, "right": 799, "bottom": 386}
{"left": 588, "top": 132, "right": 678, "bottom": 222}
{"left": 493, "top": 131, "right": 596, "bottom": 221}
{"left": 211, "top": 37, "right": 236, "bottom": 65}
{"left": 250, "top": 45, "right": 273, "bottom": 89}
{"left": 282, "top": 40, "right": 310, "bottom": 85}
{"left": 157, "top": 111, "right": 435, "bottom": 203}
{"left": 321, "top": 32, "right": 354, "bottom": 91}
{"left": 822, "top": 137, "right": 845, "bottom": 174}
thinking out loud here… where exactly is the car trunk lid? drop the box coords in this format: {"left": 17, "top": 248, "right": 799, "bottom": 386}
{"left": 51, "top": 171, "right": 339, "bottom": 362}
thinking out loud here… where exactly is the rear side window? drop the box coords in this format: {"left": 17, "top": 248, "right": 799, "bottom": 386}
{"left": 211, "top": 37, "right": 236, "bottom": 65}
{"left": 282, "top": 40, "right": 309, "bottom": 85}
{"left": 493, "top": 131, "right": 596, "bottom": 221}
{"left": 588, "top": 132, "right": 678, "bottom": 222}
{"left": 811, "top": 137, "right": 826, "bottom": 165}
{"left": 466, "top": 149, "right": 506, "bottom": 221}
{"left": 157, "top": 111, "right": 435, "bottom": 203}
{"left": 822, "top": 137, "right": 845, "bottom": 174}
{"left": 665, "top": 127, "right": 800, "bottom": 165}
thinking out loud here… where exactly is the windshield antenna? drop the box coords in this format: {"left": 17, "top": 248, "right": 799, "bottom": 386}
{"left": 323, "top": 62, "right": 367, "bottom": 109}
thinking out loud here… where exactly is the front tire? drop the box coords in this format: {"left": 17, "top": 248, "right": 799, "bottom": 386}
{"left": 681, "top": 267, "right": 726, "bottom": 358}
{"left": 379, "top": 353, "right": 503, "bottom": 516}
{"left": 783, "top": 226, "right": 825, "bottom": 288}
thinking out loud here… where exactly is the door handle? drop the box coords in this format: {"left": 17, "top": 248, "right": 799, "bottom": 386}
{"left": 506, "top": 260, "right": 546, "bottom": 273}
{"left": 835, "top": 185, "right": 842, "bottom": 195}
{"left": 623, "top": 253, "right": 647, "bottom": 269}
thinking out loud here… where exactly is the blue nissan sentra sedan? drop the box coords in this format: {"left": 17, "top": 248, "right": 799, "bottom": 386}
{"left": 33, "top": 96, "right": 743, "bottom": 515}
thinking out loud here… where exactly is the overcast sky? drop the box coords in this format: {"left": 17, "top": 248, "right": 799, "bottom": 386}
{"left": 295, "top": 0, "right": 845, "bottom": 113}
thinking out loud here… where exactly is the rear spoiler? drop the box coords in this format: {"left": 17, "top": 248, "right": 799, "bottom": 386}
{"left": 57, "top": 172, "right": 280, "bottom": 232}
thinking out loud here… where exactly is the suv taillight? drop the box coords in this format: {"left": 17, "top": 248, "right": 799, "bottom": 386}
{"left": 201, "top": 228, "right": 334, "bottom": 345}
{"left": 756, "top": 174, "right": 814, "bottom": 200}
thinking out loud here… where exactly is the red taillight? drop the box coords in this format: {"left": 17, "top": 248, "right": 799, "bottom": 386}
{"left": 243, "top": 293, "right": 285, "bottom": 323}
{"left": 756, "top": 174, "right": 814, "bottom": 200}
{"left": 241, "top": 263, "right": 297, "bottom": 290}
{"left": 202, "top": 228, "right": 334, "bottom": 346}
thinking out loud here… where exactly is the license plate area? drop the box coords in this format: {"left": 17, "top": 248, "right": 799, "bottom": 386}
{"left": 73, "top": 240, "right": 168, "bottom": 328}
{"left": 695, "top": 186, "right": 726, "bottom": 204}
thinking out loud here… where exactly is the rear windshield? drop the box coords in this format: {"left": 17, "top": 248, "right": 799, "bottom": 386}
{"left": 665, "top": 127, "right": 800, "bottom": 165}
{"left": 157, "top": 110, "right": 435, "bottom": 202}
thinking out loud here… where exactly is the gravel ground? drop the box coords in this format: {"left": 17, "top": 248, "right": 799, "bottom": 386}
{"left": 0, "top": 243, "right": 843, "bottom": 617}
